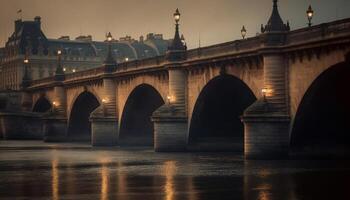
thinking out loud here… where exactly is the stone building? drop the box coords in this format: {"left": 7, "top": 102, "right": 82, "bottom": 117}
{"left": 0, "top": 17, "right": 171, "bottom": 90}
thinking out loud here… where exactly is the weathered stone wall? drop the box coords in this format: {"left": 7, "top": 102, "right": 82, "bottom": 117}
{"left": 288, "top": 48, "right": 349, "bottom": 127}
{"left": 187, "top": 62, "right": 264, "bottom": 133}
{"left": 65, "top": 84, "right": 103, "bottom": 120}
{"left": 0, "top": 112, "right": 43, "bottom": 139}
{"left": 116, "top": 73, "right": 168, "bottom": 125}
{"left": 32, "top": 88, "right": 55, "bottom": 111}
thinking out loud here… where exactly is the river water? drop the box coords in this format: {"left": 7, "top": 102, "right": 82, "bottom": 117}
{"left": 0, "top": 146, "right": 349, "bottom": 200}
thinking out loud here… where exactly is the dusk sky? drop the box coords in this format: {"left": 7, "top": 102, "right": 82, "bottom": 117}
{"left": 0, "top": 0, "right": 349, "bottom": 49}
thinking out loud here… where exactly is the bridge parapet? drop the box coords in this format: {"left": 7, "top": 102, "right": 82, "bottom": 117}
{"left": 28, "top": 17, "right": 350, "bottom": 90}
{"left": 186, "top": 37, "right": 261, "bottom": 61}
{"left": 116, "top": 56, "right": 165, "bottom": 72}
{"left": 30, "top": 77, "right": 55, "bottom": 87}
{"left": 287, "top": 18, "right": 350, "bottom": 45}
{"left": 64, "top": 67, "right": 105, "bottom": 81}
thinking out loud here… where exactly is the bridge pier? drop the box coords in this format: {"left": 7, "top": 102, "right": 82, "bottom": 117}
{"left": 90, "top": 116, "right": 118, "bottom": 146}
{"left": 89, "top": 45, "right": 118, "bottom": 146}
{"left": 43, "top": 116, "right": 67, "bottom": 142}
{"left": 152, "top": 10, "right": 188, "bottom": 152}
{"left": 242, "top": 54, "right": 291, "bottom": 159}
{"left": 20, "top": 91, "right": 32, "bottom": 112}
{"left": 152, "top": 65, "right": 188, "bottom": 151}
{"left": 152, "top": 106, "right": 188, "bottom": 152}
{"left": 242, "top": 0, "right": 292, "bottom": 159}
{"left": 44, "top": 84, "right": 68, "bottom": 142}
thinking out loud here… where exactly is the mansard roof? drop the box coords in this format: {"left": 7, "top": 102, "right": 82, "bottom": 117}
{"left": 48, "top": 39, "right": 97, "bottom": 57}
{"left": 6, "top": 20, "right": 48, "bottom": 55}
{"left": 3, "top": 17, "right": 170, "bottom": 62}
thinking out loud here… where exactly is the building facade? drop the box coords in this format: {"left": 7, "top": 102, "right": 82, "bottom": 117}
{"left": 0, "top": 17, "right": 171, "bottom": 90}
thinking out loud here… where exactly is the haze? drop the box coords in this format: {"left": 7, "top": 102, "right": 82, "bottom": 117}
{"left": 0, "top": 0, "right": 349, "bottom": 49}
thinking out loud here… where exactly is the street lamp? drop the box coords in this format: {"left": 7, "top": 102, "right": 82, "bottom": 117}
{"left": 57, "top": 49, "right": 62, "bottom": 68}
{"left": 174, "top": 8, "right": 180, "bottom": 24}
{"left": 22, "top": 57, "right": 31, "bottom": 88}
{"left": 55, "top": 49, "right": 64, "bottom": 78}
{"left": 104, "top": 32, "right": 117, "bottom": 70}
{"left": 106, "top": 32, "right": 113, "bottom": 42}
{"left": 181, "top": 34, "right": 186, "bottom": 45}
{"left": 241, "top": 25, "right": 247, "bottom": 39}
{"left": 306, "top": 5, "right": 314, "bottom": 27}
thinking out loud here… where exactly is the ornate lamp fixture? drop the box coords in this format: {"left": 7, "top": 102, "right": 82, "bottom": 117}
{"left": 306, "top": 5, "right": 314, "bottom": 27}
{"left": 241, "top": 25, "right": 247, "bottom": 39}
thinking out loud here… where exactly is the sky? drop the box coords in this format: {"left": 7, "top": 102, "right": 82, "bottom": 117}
{"left": 0, "top": 0, "right": 349, "bottom": 49}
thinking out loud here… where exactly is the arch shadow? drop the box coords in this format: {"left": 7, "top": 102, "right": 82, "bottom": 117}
{"left": 119, "top": 84, "right": 164, "bottom": 146}
{"left": 32, "top": 97, "right": 52, "bottom": 113}
{"left": 67, "top": 91, "right": 100, "bottom": 142}
{"left": 189, "top": 74, "right": 256, "bottom": 152}
{"left": 291, "top": 61, "right": 350, "bottom": 158}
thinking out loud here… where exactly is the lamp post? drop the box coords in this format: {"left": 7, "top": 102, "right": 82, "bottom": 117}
{"left": 23, "top": 58, "right": 29, "bottom": 77}
{"left": 104, "top": 32, "right": 116, "bottom": 72}
{"left": 21, "top": 57, "right": 31, "bottom": 88}
{"left": 241, "top": 25, "right": 247, "bottom": 39}
{"left": 307, "top": 5, "right": 314, "bottom": 27}
{"left": 55, "top": 49, "right": 64, "bottom": 80}
{"left": 106, "top": 32, "right": 113, "bottom": 62}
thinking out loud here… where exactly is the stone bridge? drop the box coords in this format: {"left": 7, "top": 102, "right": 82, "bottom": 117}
{"left": 1, "top": 1, "right": 350, "bottom": 158}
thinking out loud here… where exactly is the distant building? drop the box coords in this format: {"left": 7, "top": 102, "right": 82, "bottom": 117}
{"left": 0, "top": 16, "right": 171, "bottom": 90}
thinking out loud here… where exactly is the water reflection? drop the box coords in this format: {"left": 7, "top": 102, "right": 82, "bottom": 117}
{"left": 100, "top": 163, "right": 109, "bottom": 200}
{"left": 0, "top": 149, "right": 349, "bottom": 200}
{"left": 256, "top": 168, "right": 272, "bottom": 200}
{"left": 163, "top": 161, "right": 176, "bottom": 200}
{"left": 51, "top": 157, "right": 59, "bottom": 200}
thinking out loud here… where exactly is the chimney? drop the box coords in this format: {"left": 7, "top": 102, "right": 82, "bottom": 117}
{"left": 15, "top": 19, "right": 22, "bottom": 33}
{"left": 140, "top": 35, "right": 144, "bottom": 43}
{"left": 34, "top": 16, "right": 41, "bottom": 29}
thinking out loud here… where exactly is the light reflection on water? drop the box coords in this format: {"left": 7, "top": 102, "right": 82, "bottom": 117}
{"left": 0, "top": 148, "right": 349, "bottom": 200}
{"left": 100, "top": 163, "right": 109, "bottom": 200}
{"left": 163, "top": 161, "right": 176, "bottom": 200}
{"left": 51, "top": 157, "right": 59, "bottom": 200}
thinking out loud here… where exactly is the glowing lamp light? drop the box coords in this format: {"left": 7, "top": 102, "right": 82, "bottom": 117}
{"left": 23, "top": 59, "right": 29, "bottom": 64}
{"left": 72, "top": 69, "right": 76, "bottom": 73}
{"left": 125, "top": 57, "right": 129, "bottom": 62}
{"left": 57, "top": 50, "right": 62, "bottom": 55}
{"left": 52, "top": 101, "right": 58, "bottom": 107}
{"left": 106, "top": 32, "right": 113, "bottom": 42}
{"left": 63, "top": 68, "right": 66, "bottom": 72}
{"left": 174, "top": 8, "right": 180, "bottom": 23}
{"left": 167, "top": 95, "right": 175, "bottom": 104}
{"left": 307, "top": 5, "right": 314, "bottom": 19}
{"left": 181, "top": 34, "right": 185, "bottom": 44}
{"left": 261, "top": 88, "right": 273, "bottom": 97}
{"left": 306, "top": 5, "right": 314, "bottom": 27}
{"left": 102, "top": 98, "right": 108, "bottom": 103}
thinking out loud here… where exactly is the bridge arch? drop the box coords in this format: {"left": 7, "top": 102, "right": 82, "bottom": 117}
{"left": 67, "top": 88, "right": 101, "bottom": 118}
{"left": 290, "top": 60, "right": 350, "bottom": 157}
{"left": 119, "top": 84, "right": 165, "bottom": 146}
{"left": 67, "top": 91, "right": 101, "bottom": 142}
{"left": 32, "top": 96, "right": 52, "bottom": 113}
{"left": 188, "top": 74, "right": 256, "bottom": 151}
